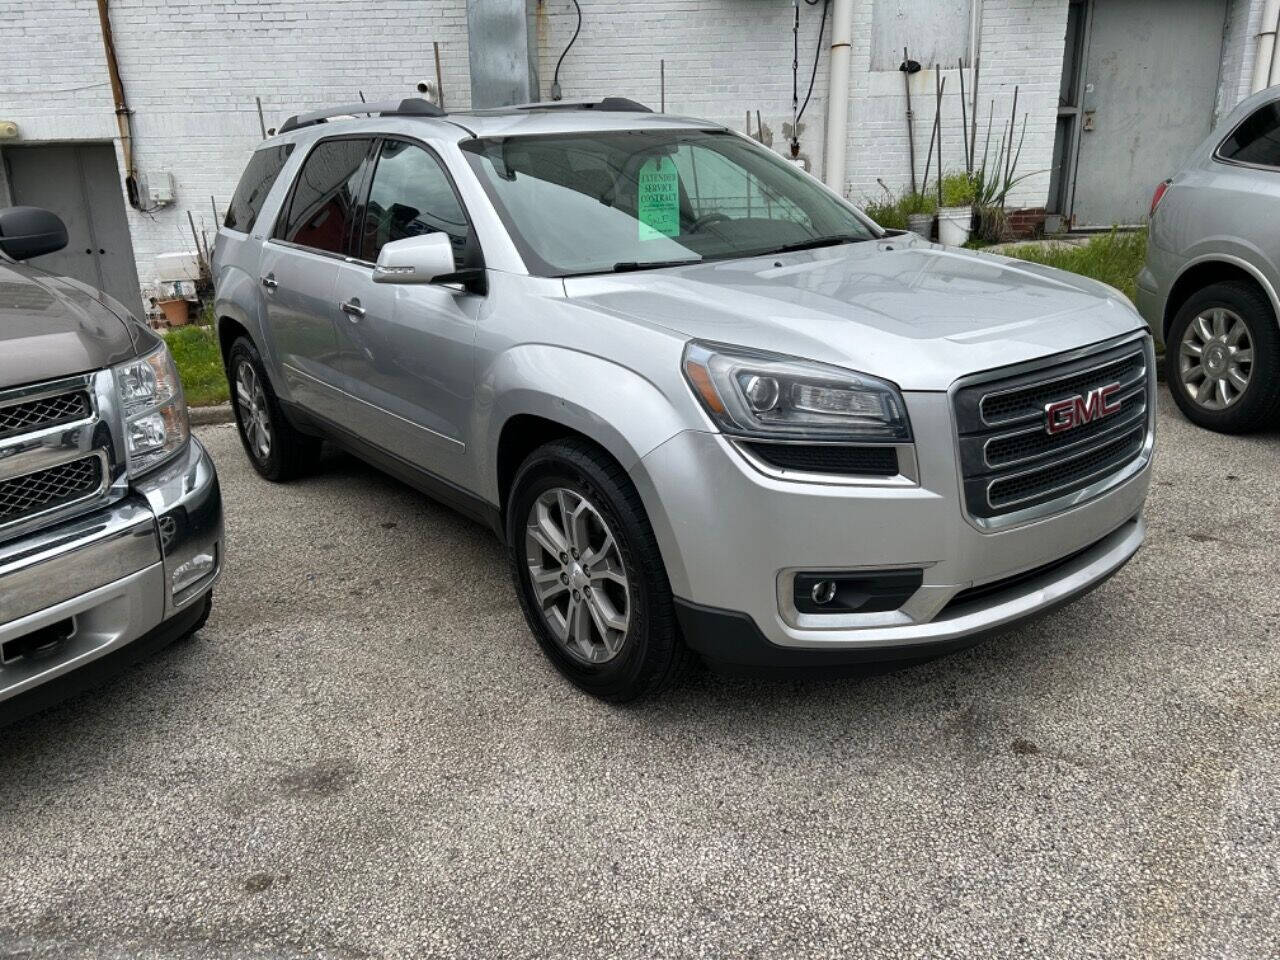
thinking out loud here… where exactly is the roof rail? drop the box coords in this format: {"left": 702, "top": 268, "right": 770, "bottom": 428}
{"left": 278, "top": 97, "right": 445, "bottom": 134}
{"left": 510, "top": 97, "right": 653, "bottom": 113}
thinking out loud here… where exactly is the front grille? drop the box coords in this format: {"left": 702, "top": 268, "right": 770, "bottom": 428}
{"left": 979, "top": 353, "right": 1145, "bottom": 425}
{"left": 0, "top": 390, "right": 91, "bottom": 439}
{"left": 954, "top": 339, "right": 1151, "bottom": 521}
{"left": 0, "top": 456, "right": 103, "bottom": 526}
{"left": 743, "top": 442, "right": 899, "bottom": 476}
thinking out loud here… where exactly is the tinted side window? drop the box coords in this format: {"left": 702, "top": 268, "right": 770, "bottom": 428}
{"left": 359, "top": 140, "right": 469, "bottom": 264}
{"left": 279, "top": 138, "right": 373, "bottom": 254}
{"left": 1220, "top": 102, "right": 1280, "bottom": 168}
{"left": 225, "top": 144, "right": 293, "bottom": 233}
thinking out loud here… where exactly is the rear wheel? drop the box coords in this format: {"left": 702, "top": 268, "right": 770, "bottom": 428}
{"left": 227, "top": 337, "right": 321, "bottom": 481}
{"left": 506, "top": 439, "right": 691, "bottom": 702}
{"left": 1165, "top": 281, "right": 1280, "bottom": 433}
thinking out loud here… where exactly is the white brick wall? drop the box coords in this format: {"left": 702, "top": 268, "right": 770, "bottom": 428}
{"left": 4, "top": 0, "right": 1265, "bottom": 295}
{"left": 536, "top": 0, "right": 1068, "bottom": 208}
{"left": 0, "top": 0, "right": 472, "bottom": 286}
{"left": 1219, "top": 0, "right": 1267, "bottom": 119}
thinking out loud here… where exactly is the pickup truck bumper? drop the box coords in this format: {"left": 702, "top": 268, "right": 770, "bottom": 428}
{"left": 0, "top": 437, "right": 222, "bottom": 725}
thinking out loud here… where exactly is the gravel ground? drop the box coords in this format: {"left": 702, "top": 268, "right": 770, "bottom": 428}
{"left": 1, "top": 392, "right": 1277, "bottom": 960}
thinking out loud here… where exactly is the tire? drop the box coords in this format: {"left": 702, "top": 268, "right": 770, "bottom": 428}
{"left": 227, "top": 337, "right": 321, "bottom": 481}
{"left": 1165, "top": 280, "right": 1280, "bottom": 433}
{"left": 505, "top": 438, "right": 692, "bottom": 702}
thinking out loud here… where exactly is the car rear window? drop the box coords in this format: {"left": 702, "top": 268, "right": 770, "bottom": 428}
{"left": 224, "top": 144, "right": 294, "bottom": 233}
{"left": 1219, "top": 102, "right": 1280, "bottom": 168}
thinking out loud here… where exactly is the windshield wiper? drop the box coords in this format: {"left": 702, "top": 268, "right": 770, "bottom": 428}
{"left": 609, "top": 258, "right": 703, "bottom": 273}
{"left": 765, "top": 234, "right": 870, "bottom": 255}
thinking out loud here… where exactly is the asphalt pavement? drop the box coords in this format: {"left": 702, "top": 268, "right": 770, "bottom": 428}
{"left": 1, "top": 391, "right": 1277, "bottom": 959}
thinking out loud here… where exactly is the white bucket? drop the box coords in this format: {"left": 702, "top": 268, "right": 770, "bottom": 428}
{"left": 937, "top": 205, "right": 974, "bottom": 246}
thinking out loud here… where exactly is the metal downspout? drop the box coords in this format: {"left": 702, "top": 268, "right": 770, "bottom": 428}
{"left": 1252, "top": 0, "right": 1280, "bottom": 93}
{"left": 94, "top": 0, "right": 139, "bottom": 208}
{"left": 823, "top": 0, "right": 854, "bottom": 192}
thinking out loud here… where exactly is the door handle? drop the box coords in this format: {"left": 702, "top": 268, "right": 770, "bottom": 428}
{"left": 260, "top": 274, "right": 278, "bottom": 290}
{"left": 339, "top": 299, "right": 365, "bottom": 320}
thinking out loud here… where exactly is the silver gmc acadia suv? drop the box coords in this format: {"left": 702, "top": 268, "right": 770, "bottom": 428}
{"left": 214, "top": 97, "right": 1155, "bottom": 701}
{"left": 0, "top": 206, "right": 222, "bottom": 725}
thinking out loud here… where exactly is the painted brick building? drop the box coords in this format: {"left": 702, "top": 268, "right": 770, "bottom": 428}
{"left": 0, "top": 0, "right": 1273, "bottom": 313}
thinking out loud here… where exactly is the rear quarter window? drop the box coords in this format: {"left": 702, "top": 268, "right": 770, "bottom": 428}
{"left": 224, "top": 144, "right": 294, "bottom": 233}
{"left": 1218, "top": 102, "right": 1280, "bottom": 168}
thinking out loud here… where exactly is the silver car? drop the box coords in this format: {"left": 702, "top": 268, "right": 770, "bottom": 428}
{"left": 1138, "top": 85, "right": 1280, "bottom": 433}
{"left": 213, "top": 97, "right": 1154, "bottom": 701}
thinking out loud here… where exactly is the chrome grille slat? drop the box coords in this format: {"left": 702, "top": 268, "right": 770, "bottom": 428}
{"left": 0, "top": 390, "right": 92, "bottom": 439}
{"left": 953, "top": 339, "right": 1152, "bottom": 524}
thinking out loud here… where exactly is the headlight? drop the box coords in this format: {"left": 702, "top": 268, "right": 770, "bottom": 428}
{"left": 682, "top": 341, "right": 911, "bottom": 441}
{"left": 113, "top": 342, "right": 190, "bottom": 475}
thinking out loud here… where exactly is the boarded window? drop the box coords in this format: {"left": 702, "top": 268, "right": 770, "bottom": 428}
{"left": 870, "top": 0, "right": 972, "bottom": 72}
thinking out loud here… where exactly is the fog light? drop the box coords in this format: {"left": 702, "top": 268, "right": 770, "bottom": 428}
{"left": 792, "top": 569, "right": 924, "bottom": 615}
{"left": 811, "top": 579, "right": 838, "bottom": 605}
{"left": 172, "top": 551, "right": 216, "bottom": 595}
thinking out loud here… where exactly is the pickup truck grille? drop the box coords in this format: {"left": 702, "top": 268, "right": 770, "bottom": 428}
{"left": 0, "top": 374, "right": 120, "bottom": 541}
{"left": 0, "top": 455, "right": 104, "bottom": 525}
{"left": 0, "top": 390, "right": 92, "bottom": 439}
{"left": 953, "top": 339, "right": 1152, "bottom": 523}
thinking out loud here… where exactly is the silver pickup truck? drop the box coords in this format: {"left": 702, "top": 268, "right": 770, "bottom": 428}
{"left": 0, "top": 205, "right": 222, "bottom": 725}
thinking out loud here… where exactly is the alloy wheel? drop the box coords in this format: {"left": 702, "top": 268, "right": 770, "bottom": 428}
{"left": 524, "top": 487, "right": 630, "bottom": 664}
{"left": 236, "top": 360, "right": 272, "bottom": 460}
{"left": 1179, "top": 307, "right": 1253, "bottom": 410}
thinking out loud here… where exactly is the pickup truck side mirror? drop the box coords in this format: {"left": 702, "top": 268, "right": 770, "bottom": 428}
{"left": 373, "top": 232, "right": 487, "bottom": 294}
{"left": 0, "top": 206, "right": 69, "bottom": 261}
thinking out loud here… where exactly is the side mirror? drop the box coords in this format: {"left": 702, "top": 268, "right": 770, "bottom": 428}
{"left": 373, "top": 233, "right": 458, "bottom": 285}
{"left": 0, "top": 206, "right": 69, "bottom": 261}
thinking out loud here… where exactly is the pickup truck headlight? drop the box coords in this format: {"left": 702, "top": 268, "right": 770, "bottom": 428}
{"left": 113, "top": 342, "right": 190, "bottom": 475}
{"left": 682, "top": 341, "right": 911, "bottom": 441}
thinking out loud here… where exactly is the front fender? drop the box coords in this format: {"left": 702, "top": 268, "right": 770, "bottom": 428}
{"left": 479, "top": 344, "right": 695, "bottom": 505}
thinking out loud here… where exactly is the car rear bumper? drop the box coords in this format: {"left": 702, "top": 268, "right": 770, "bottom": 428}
{"left": 0, "top": 437, "right": 222, "bottom": 723}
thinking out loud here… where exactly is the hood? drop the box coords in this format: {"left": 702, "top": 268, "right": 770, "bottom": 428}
{"left": 0, "top": 259, "right": 139, "bottom": 388}
{"left": 561, "top": 236, "right": 1147, "bottom": 391}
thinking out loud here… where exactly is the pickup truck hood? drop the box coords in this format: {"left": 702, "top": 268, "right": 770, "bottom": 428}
{"left": 0, "top": 260, "right": 138, "bottom": 388}
{"left": 561, "top": 237, "right": 1147, "bottom": 391}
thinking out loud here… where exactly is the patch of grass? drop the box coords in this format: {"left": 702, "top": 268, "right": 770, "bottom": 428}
{"left": 164, "top": 324, "right": 228, "bottom": 407}
{"left": 1000, "top": 228, "right": 1147, "bottom": 302}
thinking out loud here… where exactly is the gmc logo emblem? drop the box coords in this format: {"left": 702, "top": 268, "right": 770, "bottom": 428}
{"left": 1045, "top": 382, "right": 1122, "bottom": 434}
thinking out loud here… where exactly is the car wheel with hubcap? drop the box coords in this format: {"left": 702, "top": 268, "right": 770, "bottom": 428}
{"left": 1165, "top": 281, "right": 1280, "bottom": 433}
{"left": 507, "top": 439, "right": 691, "bottom": 701}
{"left": 227, "top": 336, "right": 321, "bottom": 481}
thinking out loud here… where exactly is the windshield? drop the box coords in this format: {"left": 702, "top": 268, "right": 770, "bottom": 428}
{"left": 460, "top": 129, "right": 877, "bottom": 276}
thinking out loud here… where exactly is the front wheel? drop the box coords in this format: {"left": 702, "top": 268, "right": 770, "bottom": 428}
{"left": 506, "top": 439, "right": 691, "bottom": 702}
{"left": 1165, "top": 281, "right": 1280, "bottom": 433}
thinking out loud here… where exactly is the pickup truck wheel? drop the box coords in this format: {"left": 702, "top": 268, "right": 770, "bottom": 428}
{"left": 227, "top": 337, "right": 321, "bottom": 481}
{"left": 507, "top": 439, "right": 691, "bottom": 702}
{"left": 1166, "top": 281, "right": 1280, "bottom": 433}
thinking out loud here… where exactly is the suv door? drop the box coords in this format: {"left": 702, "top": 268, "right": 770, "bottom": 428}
{"left": 331, "top": 137, "right": 480, "bottom": 484}
{"left": 259, "top": 136, "right": 374, "bottom": 425}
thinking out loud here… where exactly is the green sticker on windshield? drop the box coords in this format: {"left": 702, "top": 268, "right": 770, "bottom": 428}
{"left": 637, "top": 156, "right": 679, "bottom": 240}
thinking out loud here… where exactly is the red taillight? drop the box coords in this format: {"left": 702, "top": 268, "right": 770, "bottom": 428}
{"left": 1150, "top": 179, "right": 1172, "bottom": 218}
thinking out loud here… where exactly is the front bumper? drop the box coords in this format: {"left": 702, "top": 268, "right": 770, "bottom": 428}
{"left": 634, "top": 388, "right": 1152, "bottom": 666}
{"left": 0, "top": 437, "right": 222, "bottom": 722}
